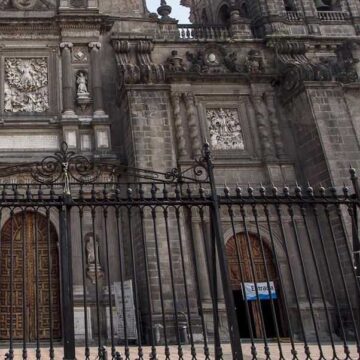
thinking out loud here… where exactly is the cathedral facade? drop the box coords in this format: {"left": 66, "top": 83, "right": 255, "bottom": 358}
{"left": 0, "top": 0, "right": 359, "bottom": 358}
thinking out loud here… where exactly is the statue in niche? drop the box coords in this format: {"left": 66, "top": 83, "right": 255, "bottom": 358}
{"left": 85, "top": 233, "right": 104, "bottom": 284}
{"left": 77, "top": 72, "right": 88, "bottom": 94}
{"left": 76, "top": 71, "right": 91, "bottom": 110}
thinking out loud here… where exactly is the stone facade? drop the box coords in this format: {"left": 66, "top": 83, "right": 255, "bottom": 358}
{"left": 0, "top": 0, "right": 358, "bottom": 347}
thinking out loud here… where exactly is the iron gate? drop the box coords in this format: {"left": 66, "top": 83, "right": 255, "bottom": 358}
{"left": 0, "top": 143, "right": 358, "bottom": 360}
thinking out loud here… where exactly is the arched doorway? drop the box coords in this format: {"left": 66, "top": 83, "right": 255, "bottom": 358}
{"left": 226, "top": 232, "right": 285, "bottom": 338}
{"left": 0, "top": 212, "right": 61, "bottom": 341}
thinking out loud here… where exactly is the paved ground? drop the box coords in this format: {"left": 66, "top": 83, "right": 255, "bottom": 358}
{"left": 0, "top": 343, "right": 358, "bottom": 359}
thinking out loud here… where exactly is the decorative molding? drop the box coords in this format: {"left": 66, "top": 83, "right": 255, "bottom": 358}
{"left": 206, "top": 108, "right": 244, "bottom": 151}
{"left": 4, "top": 57, "right": 49, "bottom": 113}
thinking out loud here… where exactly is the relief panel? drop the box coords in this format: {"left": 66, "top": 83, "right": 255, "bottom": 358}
{"left": 4, "top": 57, "right": 49, "bottom": 113}
{"left": 206, "top": 108, "right": 244, "bottom": 150}
{"left": 0, "top": 0, "right": 56, "bottom": 10}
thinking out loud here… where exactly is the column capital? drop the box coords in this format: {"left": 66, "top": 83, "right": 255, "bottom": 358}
{"left": 60, "top": 42, "right": 73, "bottom": 50}
{"left": 88, "top": 42, "right": 101, "bottom": 50}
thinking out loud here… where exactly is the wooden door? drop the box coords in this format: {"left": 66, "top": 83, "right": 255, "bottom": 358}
{"left": 0, "top": 212, "right": 61, "bottom": 341}
{"left": 227, "top": 233, "right": 278, "bottom": 338}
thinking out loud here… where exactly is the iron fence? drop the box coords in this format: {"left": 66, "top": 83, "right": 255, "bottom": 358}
{"left": 0, "top": 143, "right": 358, "bottom": 360}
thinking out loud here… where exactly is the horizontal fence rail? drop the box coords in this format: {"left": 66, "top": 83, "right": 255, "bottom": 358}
{"left": 0, "top": 143, "right": 358, "bottom": 360}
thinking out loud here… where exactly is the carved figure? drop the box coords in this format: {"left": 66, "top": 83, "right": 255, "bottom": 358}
{"left": 244, "top": 50, "right": 264, "bottom": 74}
{"left": 4, "top": 58, "right": 49, "bottom": 113}
{"left": 85, "top": 234, "right": 104, "bottom": 284}
{"left": 77, "top": 72, "right": 88, "bottom": 94}
{"left": 207, "top": 108, "right": 244, "bottom": 150}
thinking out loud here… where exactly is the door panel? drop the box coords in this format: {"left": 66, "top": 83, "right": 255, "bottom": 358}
{"left": 0, "top": 212, "right": 61, "bottom": 341}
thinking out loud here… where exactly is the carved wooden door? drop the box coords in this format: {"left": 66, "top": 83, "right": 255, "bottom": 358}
{"left": 0, "top": 212, "right": 61, "bottom": 341}
{"left": 227, "top": 233, "right": 278, "bottom": 338}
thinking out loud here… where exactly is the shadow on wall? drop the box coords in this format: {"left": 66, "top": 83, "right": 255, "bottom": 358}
{"left": 145, "top": 0, "right": 191, "bottom": 23}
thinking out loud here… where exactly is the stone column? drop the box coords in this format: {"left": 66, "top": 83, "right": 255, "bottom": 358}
{"left": 264, "top": 92, "right": 286, "bottom": 159}
{"left": 192, "top": 222, "right": 212, "bottom": 305}
{"left": 170, "top": 92, "right": 187, "bottom": 159}
{"left": 251, "top": 94, "right": 275, "bottom": 161}
{"left": 184, "top": 92, "right": 202, "bottom": 158}
{"left": 89, "top": 42, "right": 105, "bottom": 116}
{"left": 60, "top": 42, "right": 75, "bottom": 116}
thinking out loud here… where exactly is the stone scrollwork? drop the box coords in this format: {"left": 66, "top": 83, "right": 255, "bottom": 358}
{"left": 206, "top": 108, "right": 244, "bottom": 150}
{"left": 4, "top": 57, "right": 49, "bottom": 113}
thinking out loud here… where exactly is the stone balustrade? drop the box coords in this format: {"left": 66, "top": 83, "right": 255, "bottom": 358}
{"left": 286, "top": 11, "right": 303, "bottom": 21}
{"left": 177, "top": 24, "right": 231, "bottom": 41}
{"left": 317, "top": 11, "right": 348, "bottom": 21}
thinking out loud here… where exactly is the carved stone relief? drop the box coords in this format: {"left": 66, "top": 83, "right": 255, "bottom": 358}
{"left": 72, "top": 47, "right": 89, "bottom": 64}
{"left": 0, "top": 0, "right": 56, "bottom": 10}
{"left": 4, "top": 58, "right": 49, "bottom": 113}
{"left": 206, "top": 108, "right": 244, "bottom": 150}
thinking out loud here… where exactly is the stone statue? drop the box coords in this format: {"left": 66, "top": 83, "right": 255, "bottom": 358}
{"left": 85, "top": 233, "right": 104, "bottom": 284}
{"left": 77, "top": 72, "right": 88, "bottom": 94}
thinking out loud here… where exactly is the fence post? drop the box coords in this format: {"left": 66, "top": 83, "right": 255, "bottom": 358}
{"left": 59, "top": 195, "right": 76, "bottom": 360}
{"left": 203, "top": 143, "right": 243, "bottom": 360}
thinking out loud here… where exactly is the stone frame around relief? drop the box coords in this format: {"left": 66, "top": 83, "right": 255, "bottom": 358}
{"left": 198, "top": 97, "right": 255, "bottom": 160}
{"left": 0, "top": 48, "right": 59, "bottom": 120}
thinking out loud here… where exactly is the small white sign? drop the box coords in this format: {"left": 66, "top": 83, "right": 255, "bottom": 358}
{"left": 242, "top": 282, "right": 277, "bottom": 301}
{"left": 113, "top": 280, "right": 138, "bottom": 340}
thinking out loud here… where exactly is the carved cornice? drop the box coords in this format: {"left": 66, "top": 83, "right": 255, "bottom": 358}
{"left": 111, "top": 38, "right": 165, "bottom": 85}
{"left": 270, "top": 40, "right": 359, "bottom": 102}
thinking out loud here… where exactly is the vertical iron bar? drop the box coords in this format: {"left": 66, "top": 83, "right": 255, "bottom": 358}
{"left": 9, "top": 210, "right": 14, "bottom": 360}
{"left": 287, "top": 201, "right": 324, "bottom": 358}
{"left": 203, "top": 144, "right": 243, "bottom": 360}
{"left": 175, "top": 207, "right": 197, "bottom": 360}
{"left": 151, "top": 206, "right": 170, "bottom": 360}
{"left": 327, "top": 203, "right": 360, "bottom": 348}
{"left": 186, "top": 208, "right": 210, "bottom": 360}
{"left": 209, "top": 216, "right": 222, "bottom": 360}
{"left": 227, "top": 205, "right": 256, "bottom": 357}
{"left": 127, "top": 205, "right": 143, "bottom": 360}
{"left": 115, "top": 207, "right": 130, "bottom": 360}
{"left": 103, "top": 207, "right": 116, "bottom": 359}
{"left": 300, "top": 201, "right": 337, "bottom": 359}
{"left": 252, "top": 202, "right": 284, "bottom": 359}
{"left": 34, "top": 211, "right": 41, "bottom": 360}
{"left": 91, "top": 206, "right": 102, "bottom": 358}
{"left": 263, "top": 203, "right": 298, "bottom": 360}
{"left": 239, "top": 203, "right": 270, "bottom": 359}
{"left": 139, "top": 206, "right": 157, "bottom": 360}
{"left": 163, "top": 206, "right": 183, "bottom": 360}
{"left": 274, "top": 201, "right": 311, "bottom": 359}
{"left": 311, "top": 202, "right": 350, "bottom": 359}
{"left": 46, "top": 208, "right": 55, "bottom": 360}
{"left": 21, "top": 211, "right": 27, "bottom": 360}
{"left": 79, "top": 207, "right": 90, "bottom": 360}
{"left": 59, "top": 200, "right": 76, "bottom": 360}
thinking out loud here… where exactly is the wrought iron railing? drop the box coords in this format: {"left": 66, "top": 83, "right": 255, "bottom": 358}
{"left": 177, "top": 24, "right": 231, "bottom": 41}
{"left": 0, "top": 144, "right": 358, "bottom": 360}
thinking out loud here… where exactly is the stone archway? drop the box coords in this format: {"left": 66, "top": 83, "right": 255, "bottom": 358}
{"left": 0, "top": 212, "right": 61, "bottom": 341}
{"left": 226, "top": 232, "right": 285, "bottom": 338}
